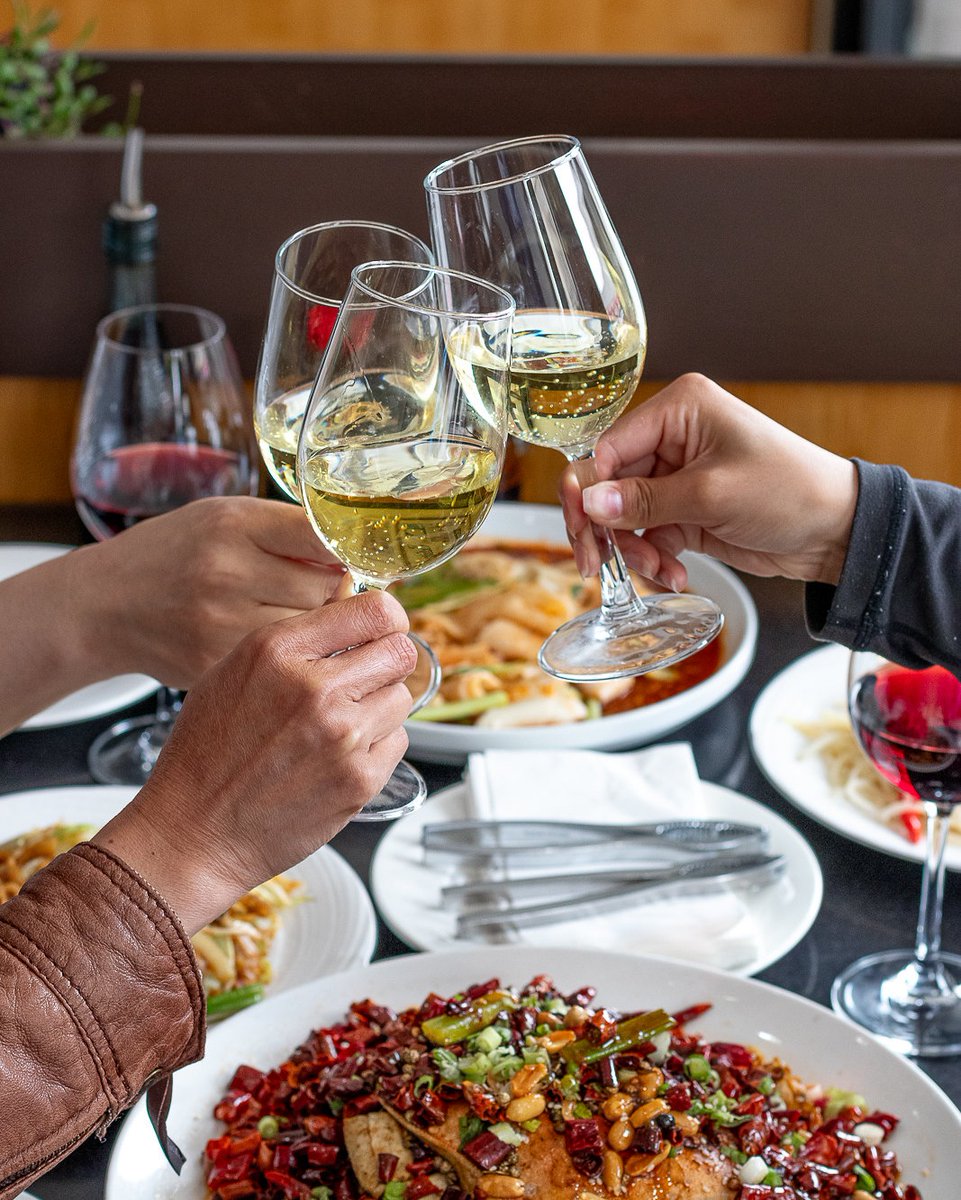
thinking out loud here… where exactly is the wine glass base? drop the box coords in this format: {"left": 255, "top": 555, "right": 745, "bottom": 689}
{"left": 831, "top": 949, "right": 961, "bottom": 1057}
{"left": 538, "top": 593, "right": 724, "bottom": 682}
{"left": 88, "top": 714, "right": 173, "bottom": 787}
{"left": 353, "top": 758, "right": 428, "bottom": 822}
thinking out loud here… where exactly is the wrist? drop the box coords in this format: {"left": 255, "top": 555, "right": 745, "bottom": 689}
{"left": 815, "top": 457, "right": 859, "bottom": 586}
{"left": 92, "top": 787, "right": 238, "bottom": 936}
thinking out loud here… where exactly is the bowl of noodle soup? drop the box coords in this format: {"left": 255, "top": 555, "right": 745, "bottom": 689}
{"left": 402, "top": 503, "right": 758, "bottom": 764}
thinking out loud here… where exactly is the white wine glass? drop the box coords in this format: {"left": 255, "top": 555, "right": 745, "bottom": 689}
{"left": 254, "top": 220, "right": 433, "bottom": 501}
{"left": 425, "top": 134, "right": 723, "bottom": 681}
{"left": 832, "top": 651, "right": 961, "bottom": 1056}
{"left": 297, "top": 260, "right": 514, "bottom": 819}
{"left": 71, "top": 303, "right": 259, "bottom": 785}
{"left": 253, "top": 220, "right": 442, "bottom": 717}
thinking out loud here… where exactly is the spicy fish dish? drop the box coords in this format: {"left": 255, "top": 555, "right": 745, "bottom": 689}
{"left": 204, "top": 975, "right": 920, "bottom": 1200}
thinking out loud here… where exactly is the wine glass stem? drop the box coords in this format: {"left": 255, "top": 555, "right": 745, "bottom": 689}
{"left": 913, "top": 800, "right": 952, "bottom": 973}
{"left": 570, "top": 450, "right": 647, "bottom": 623}
{"left": 350, "top": 578, "right": 441, "bottom": 710}
{"left": 136, "top": 687, "right": 182, "bottom": 769}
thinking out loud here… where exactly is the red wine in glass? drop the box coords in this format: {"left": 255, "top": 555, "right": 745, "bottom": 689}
{"left": 833, "top": 654, "right": 961, "bottom": 1056}
{"left": 75, "top": 442, "right": 249, "bottom": 541}
{"left": 850, "top": 663, "right": 961, "bottom": 801}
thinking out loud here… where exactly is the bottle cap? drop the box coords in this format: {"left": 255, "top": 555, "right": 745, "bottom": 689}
{"left": 103, "top": 209, "right": 158, "bottom": 264}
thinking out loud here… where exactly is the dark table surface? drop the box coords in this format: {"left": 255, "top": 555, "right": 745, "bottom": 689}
{"left": 2, "top": 503, "right": 959, "bottom": 1200}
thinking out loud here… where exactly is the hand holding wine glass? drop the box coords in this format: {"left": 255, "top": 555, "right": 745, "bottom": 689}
{"left": 252, "top": 220, "right": 442, "bottom": 726}
{"left": 297, "top": 260, "right": 514, "bottom": 818}
{"left": 833, "top": 652, "right": 961, "bottom": 1056}
{"left": 70, "top": 303, "right": 259, "bottom": 785}
{"left": 425, "top": 135, "right": 722, "bottom": 681}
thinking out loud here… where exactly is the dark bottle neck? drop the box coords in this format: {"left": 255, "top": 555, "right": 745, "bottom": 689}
{"left": 103, "top": 210, "right": 158, "bottom": 314}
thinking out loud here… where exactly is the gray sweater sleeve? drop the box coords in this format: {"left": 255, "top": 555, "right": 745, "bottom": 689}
{"left": 805, "top": 459, "right": 961, "bottom": 672}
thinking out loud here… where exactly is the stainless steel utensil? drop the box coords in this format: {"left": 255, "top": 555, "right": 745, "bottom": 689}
{"left": 423, "top": 818, "right": 768, "bottom": 868}
{"left": 454, "top": 853, "right": 786, "bottom": 937}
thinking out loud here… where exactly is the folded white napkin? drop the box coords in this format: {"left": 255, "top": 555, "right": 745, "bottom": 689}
{"left": 463, "top": 743, "right": 760, "bottom": 971}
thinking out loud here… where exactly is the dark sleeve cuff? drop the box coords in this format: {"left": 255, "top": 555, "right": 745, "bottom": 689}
{"left": 803, "top": 459, "right": 905, "bottom": 650}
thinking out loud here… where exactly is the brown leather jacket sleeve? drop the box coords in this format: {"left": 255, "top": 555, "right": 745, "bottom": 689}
{"left": 0, "top": 842, "right": 206, "bottom": 1198}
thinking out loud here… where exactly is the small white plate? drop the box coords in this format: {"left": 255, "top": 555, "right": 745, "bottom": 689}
{"left": 404, "top": 503, "right": 759, "bottom": 764}
{"left": 0, "top": 543, "right": 158, "bottom": 731}
{"left": 749, "top": 643, "right": 961, "bottom": 872}
{"left": 369, "top": 780, "right": 822, "bottom": 976}
{"left": 106, "top": 945, "right": 960, "bottom": 1198}
{"left": 0, "top": 786, "right": 377, "bottom": 990}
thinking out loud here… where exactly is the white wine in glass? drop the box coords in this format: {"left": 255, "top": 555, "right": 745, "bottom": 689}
{"left": 252, "top": 220, "right": 442, "bottom": 764}
{"left": 426, "top": 135, "right": 723, "bottom": 682}
{"left": 298, "top": 260, "right": 514, "bottom": 818}
{"left": 254, "top": 220, "right": 433, "bottom": 501}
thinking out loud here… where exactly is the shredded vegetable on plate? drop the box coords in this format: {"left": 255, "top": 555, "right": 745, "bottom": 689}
{"left": 0, "top": 822, "right": 301, "bottom": 1017}
{"left": 790, "top": 707, "right": 961, "bottom": 847}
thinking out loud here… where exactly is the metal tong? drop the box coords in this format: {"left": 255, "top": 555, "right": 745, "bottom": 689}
{"left": 453, "top": 852, "right": 786, "bottom": 937}
{"left": 422, "top": 818, "right": 768, "bottom": 867}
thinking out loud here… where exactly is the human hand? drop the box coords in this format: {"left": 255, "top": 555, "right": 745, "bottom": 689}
{"left": 68, "top": 497, "right": 346, "bottom": 688}
{"left": 93, "top": 590, "right": 416, "bottom": 934}
{"left": 560, "top": 375, "right": 858, "bottom": 591}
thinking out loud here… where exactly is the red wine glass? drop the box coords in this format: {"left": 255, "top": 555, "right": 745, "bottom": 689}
{"left": 71, "top": 303, "right": 259, "bottom": 785}
{"left": 832, "top": 651, "right": 961, "bottom": 1055}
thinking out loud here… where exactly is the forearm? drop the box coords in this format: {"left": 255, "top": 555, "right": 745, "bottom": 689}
{"left": 806, "top": 460, "right": 961, "bottom": 671}
{"left": 0, "top": 843, "right": 205, "bottom": 1197}
{"left": 0, "top": 546, "right": 119, "bottom": 736}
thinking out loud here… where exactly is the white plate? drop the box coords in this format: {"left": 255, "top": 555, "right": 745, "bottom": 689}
{"left": 404, "top": 503, "right": 758, "bottom": 764}
{"left": 106, "top": 944, "right": 960, "bottom": 1198}
{"left": 0, "top": 543, "right": 158, "bottom": 731}
{"left": 750, "top": 644, "right": 961, "bottom": 873}
{"left": 0, "top": 786, "right": 377, "bottom": 991}
{"left": 370, "top": 780, "right": 821, "bottom": 977}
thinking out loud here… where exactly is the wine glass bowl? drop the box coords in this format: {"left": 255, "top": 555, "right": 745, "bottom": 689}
{"left": 425, "top": 134, "right": 723, "bottom": 681}
{"left": 254, "top": 221, "right": 433, "bottom": 502}
{"left": 832, "top": 651, "right": 961, "bottom": 1056}
{"left": 297, "top": 259, "right": 514, "bottom": 818}
{"left": 73, "top": 305, "right": 257, "bottom": 537}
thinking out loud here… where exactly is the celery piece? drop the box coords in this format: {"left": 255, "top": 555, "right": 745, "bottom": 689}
{"left": 408, "top": 691, "right": 510, "bottom": 724}
{"left": 421, "top": 991, "right": 517, "bottom": 1046}
{"left": 562, "top": 1009, "right": 675, "bottom": 1066}
{"left": 206, "top": 983, "right": 265, "bottom": 1020}
{"left": 392, "top": 564, "right": 494, "bottom": 610}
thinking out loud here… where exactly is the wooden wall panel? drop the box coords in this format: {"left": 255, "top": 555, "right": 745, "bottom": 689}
{"left": 49, "top": 0, "right": 813, "bottom": 56}
{"left": 0, "top": 378, "right": 78, "bottom": 504}
{"left": 4, "top": 377, "right": 960, "bottom": 506}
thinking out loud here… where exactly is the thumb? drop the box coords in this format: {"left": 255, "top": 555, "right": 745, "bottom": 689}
{"left": 582, "top": 473, "right": 690, "bottom": 530}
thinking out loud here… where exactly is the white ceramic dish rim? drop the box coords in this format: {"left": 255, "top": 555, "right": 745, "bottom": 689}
{"left": 105, "top": 944, "right": 961, "bottom": 1198}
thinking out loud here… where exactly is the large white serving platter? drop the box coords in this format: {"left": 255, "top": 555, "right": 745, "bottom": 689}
{"left": 0, "top": 786, "right": 377, "bottom": 992}
{"left": 370, "top": 779, "right": 822, "bottom": 976}
{"left": 405, "top": 504, "right": 758, "bottom": 764}
{"left": 106, "top": 945, "right": 959, "bottom": 1197}
{"left": 0, "top": 543, "right": 158, "bottom": 730}
{"left": 750, "top": 643, "right": 961, "bottom": 873}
